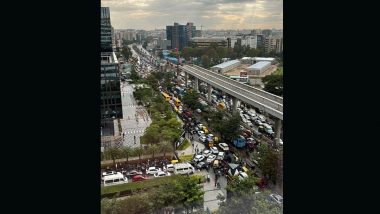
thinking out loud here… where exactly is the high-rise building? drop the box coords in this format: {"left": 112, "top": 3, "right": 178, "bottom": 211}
{"left": 101, "top": 7, "right": 123, "bottom": 133}
{"left": 275, "top": 37, "right": 283, "bottom": 53}
{"left": 166, "top": 22, "right": 196, "bottom": 50}
{"left": 256, "top": 34, "right": 265, "bottom": 48}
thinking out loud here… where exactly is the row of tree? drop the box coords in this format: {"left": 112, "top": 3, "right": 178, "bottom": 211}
{"left": 101, "top": 175, "right": 204, "bottom": 214}
{"left": 102, "top": 141, "right": 173, "bottom": 165}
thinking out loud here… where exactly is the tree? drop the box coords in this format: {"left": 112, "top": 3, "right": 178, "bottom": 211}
{"left": 148, "top": 144, "right": 160, "bottom": 158}
{"left": 122, "top": 146, "right": 133, "bottom": 163}
{"left": 201, "top": 55, "right": 210, "bottom": 68}
{"left": 159, "top": 141, "right": 173, "bottom": 158}
{"left": 104, "top": 147, "right": 122, "bottom": 166}
{"left": 218, "top": 113, "right": 241, "bottom": 142}
{"left": 118, "top": 195, "right": 152, "bottom": 214}
{"left": 133, "top": 147, "right": 144, "bottom": 160}
{"left": 254, "top": 143, "right": 280, "bottom": 184}
{"left": 262, "top": 74, "right": 283, "bottom": 96}
{"left": 182, "top": 90, "right": 199, "bottom": 110}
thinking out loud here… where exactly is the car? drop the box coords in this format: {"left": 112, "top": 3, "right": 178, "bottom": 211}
{"left": 196, "top": 161, "right": 209, "bottom": 170}
{"left": 194, "top": 154, "right": 205, "bottom": 162}
{"left": 199, "top": 135, "right": 207, "bottom": 143}
{"left": 203, "top": 150, "right": 212, "bottom": 157}
{"left": 207, "top": 134, "right": 214, "bottom": 139}
{"left": 255, "top": 119, "right": 264, "bottom": 126}
{"left": 258, "top": 115, "right": 266, "bottom": 122}
{"left": 206, "top": 154, "right": 216, "bottom": 163}
{"left": 166, "top": 164, "right": 175, "bottom": 172}
{"left": 154, "top": 171, "right": 170, "bottom": 177}
{"left": 197, "top": 130, "right": 205, "bottom": 136}
{"left": 102, "top": 171, "right": 117, "bottom": 177}
{"left": 238, "top": 172, "right": 249, "bottom": 181}
{"left": 146, "top": 167, "right": 161, "bottom": 175}
{"left": 196, "top": 109, "right": 202, "bottom": 113}
{"left": 132, "top": 175, "right": 148, "bottom": 182}
{"left": 210, "top": 146, "right": 219, "bottom": 154}
{"left": 194, "top": 126, "right": 199, "bottom": 131}
{"left": 269, "top": 194, "right": 283, "bottom": 205}
{"left": 218, "top": 143, "right": 229, "bottom": 151}
{"left": 126, "top": 170, "right": 142, "bottom": 177}
{"left": 217, "top": 151, "right": 225, "bottom": 160}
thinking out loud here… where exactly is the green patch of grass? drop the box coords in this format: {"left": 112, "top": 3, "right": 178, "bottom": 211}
{"left": 101, "top": 176, "right": 178, "bottom": 197}
{"left": 179, "top": 154, "right": 194, "bottom": 162}
{"left": 177, "top": 139, "right": 191, "bottom": 150}
{"left": 273, "top": 67, "right": 283, "bottom": 75}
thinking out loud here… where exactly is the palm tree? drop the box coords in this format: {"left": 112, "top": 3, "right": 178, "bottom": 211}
{"left": 148, "top": 144, "right": 159, "bottom": 158}
{"left": 122, "top": 146, "right": 133, "bottom": 163}
{"left": 133, "top": 147, "right": 144, "bottom": 160}
{"left": 104, "top": 147, "right": 122, "bottom": 167}
{"left": 159, "top": 141, "right": 173, "bottom": 158}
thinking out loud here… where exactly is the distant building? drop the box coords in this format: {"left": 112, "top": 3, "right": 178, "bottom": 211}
{"left": 265, "top": 36, "right": 282, "bottom": 53}
{"left": 211, "top": 59, "right": 241, "bottom": 74}
{"left": 160, "top": 39, "right": 171, "bottom": 50}
{"left": 256, "top": 35, "right": 265, "bottom": 48}
{"left": 166, "top": 22, "right": 197, "bottom": 50}
{"left": 247, "top": 61, "right": 271, "bottom": 75}
{"left": 275, "top": 37, "right": 283, "bottom": 53}
{"left": 195, "top": 30, "right": 202, "bottom": 37}
{"left": 189, "top": 37, "right": 227, "bottom": 48}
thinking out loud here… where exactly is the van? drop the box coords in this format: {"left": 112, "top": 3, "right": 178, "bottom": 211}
{"left": 166, "top": 164, "right": 175, "bottom": 172}
{"left": 174, "top": 163, "right": 195, "bottom": 175}
{"left": 103, "top": 172, "right": 128, "bottom": 186}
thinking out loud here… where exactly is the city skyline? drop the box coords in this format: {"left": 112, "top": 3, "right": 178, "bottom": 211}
{"left": 101, "top": 0, "right": 283, "bottom": 30}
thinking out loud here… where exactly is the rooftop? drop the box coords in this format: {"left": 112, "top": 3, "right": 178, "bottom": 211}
{"left": 248, "top": 61, "right": 271, "bottom": 70}
{"left": 101, "top": 52, "right": 118, "bottom": 64}
{"left": 211, "top": 59, "right": 240, "bottom": 69}
{"left": 253, "top": 57, "right": 275, "bottom": 61}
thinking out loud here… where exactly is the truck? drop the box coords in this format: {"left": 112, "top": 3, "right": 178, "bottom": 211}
{"left": 233, "top": 137, "right": 246, "bottom": 149}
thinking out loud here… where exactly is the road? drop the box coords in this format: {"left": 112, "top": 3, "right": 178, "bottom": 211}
{"left": 120, "top": 81, "right": 152, "bottom": 148}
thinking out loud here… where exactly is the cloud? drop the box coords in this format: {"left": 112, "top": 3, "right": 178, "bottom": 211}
{"left": 101, "top": 0, "right": 282, "bottom": 30}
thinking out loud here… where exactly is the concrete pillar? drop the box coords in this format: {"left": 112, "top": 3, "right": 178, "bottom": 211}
{"left": 185, "top": 73, "right": 188, "bottom": 88}
{"left": 194, "top": 77, "right": 199, "bottom": 92}
{"left": 274, "top": 119, "right": 282, "bottom": 144}
{"left": 232, "top": 97, "right": 238, "bottom": 112}
{"left": 207, "top": 84, "right": 212, "bottom": 102}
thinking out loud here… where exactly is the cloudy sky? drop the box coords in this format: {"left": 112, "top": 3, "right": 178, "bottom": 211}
{"left": 101, "top": 0, "right": 283, "bottom": 30}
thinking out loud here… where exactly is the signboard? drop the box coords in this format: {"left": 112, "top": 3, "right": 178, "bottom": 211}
{"left": 240, "top": 71, "right": 248, "bottom": 77}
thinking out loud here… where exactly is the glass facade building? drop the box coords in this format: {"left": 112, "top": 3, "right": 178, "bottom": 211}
{"left": 101, "top": 7, "right": 122, "bottom": 133}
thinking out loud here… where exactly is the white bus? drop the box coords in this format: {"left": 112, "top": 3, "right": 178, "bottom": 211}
{"left": 174, "top": 163, "right": 195, "bottom": 175}
{"left": 103, "top": 172, "right": 128, "bottom": 186}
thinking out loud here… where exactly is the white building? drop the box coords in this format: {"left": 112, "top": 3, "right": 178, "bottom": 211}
{"left": 247, "top": 61, "right": 271, "bottom": 75}
{"left": 211, "top": 59, "right": 241, "bottom": 74}
{"left": 252, "top": 57, "right": 275, "bottom": 64}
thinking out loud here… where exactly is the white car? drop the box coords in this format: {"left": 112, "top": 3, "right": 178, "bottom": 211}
{"left": 203, "top": 150, "right": 211, "bottom": 157}
{"left": 238, "top": 172, "right": 248, "bottom": 181}
{"left": 197, "top": 124, "right": 204, "bottom": 129}
{"left": 154, "top": 171, "right": 170, "bottom": 178}
{"left": 146, "top": 167, "right": 161, "bottom": 175}
{"left": 210, "top": 146, "right": 219, "bottom": 154}
{"left": 255, "top": 119, "right": 264, "bottom": 126}
{"left": 196, "top": 109, "right": 202, "bottom": 113}
{"left": 218, "top": 143, "right": 229, "bottom": 151}
{"left": 269, "top": 194, "right": 283, "bottom": 205}
{"left": 197, "top": 130, "right": 205, "bottom": 136}
{"left": 206, "top": 154, "right": 216, "bottom": 163}
{"left": 207, "top": 134, "right": 214, "bottom": 139}
{"left": 193, "top": 154, "right": 205, "bottom": 162}
{"left": 217, "top": 151, "right": 225, "bottom": 160}
{"left": 199, "top": 136, "right": 207, "bottom": 143}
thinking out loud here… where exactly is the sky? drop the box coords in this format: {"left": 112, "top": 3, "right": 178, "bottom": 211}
{"left": 101, "top": 0, "right": 283, "bottom": 30}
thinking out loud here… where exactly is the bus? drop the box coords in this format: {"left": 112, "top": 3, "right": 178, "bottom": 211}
{"left": 174, "top": 98, "right": 181, "bottom": 107}
{"left": 161, "top": 92, "right": 171, "bottom": 101}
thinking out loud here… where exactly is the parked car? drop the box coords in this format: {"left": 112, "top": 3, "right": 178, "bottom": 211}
{"left": 126, "top": 170, "right": 142, "bottom": 177}
{"left": 196, "top": 161, "right": 210, "bottom": 170}
{"left": 146, "top": 167, "right": 161, "bottom": 175}
{"left": 194, "top": 154, "right": 205, "bottom": 162}
{"left": 269, "top": 194, "right": 283, "bottom": 205}
{"left": 217, "top": 151, "right": 225, "bottom": 160}
{"left": 166, "top": 164, "right": 175, "bottom": 172}
{"left": 206, "top": 154, "right": 217, "bottom": 163}
{"left": 255, "top": 119, "right": 264, "bottom": 126}
{"left": 210, "top": 146, "right": 219, "bottom": 154}
{"left": 203, "top": 150, "right": 212, "bottom": 157}
{"left": 197, "top": 130, "right": 205, "bottom": 136}
{"left": 218, "top": 143, "right": 229, "bottom": 151}
{"left": 199, "top": 135, "right": 207, "bottom": 143}
{"left": 132, "top": 175, "right": 148, "bottom": 182}
{"left": 154, "top": 171, "right": 170, "bottom": 178}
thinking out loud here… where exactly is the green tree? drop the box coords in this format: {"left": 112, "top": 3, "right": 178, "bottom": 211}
{"left": 104, "top": 147, "right": 122, "bottom": 166}
{"left": 201, "top": 55, "right": 210, "bottom": 68}
{"left": 182, "top": 90, "right": 199, "bottom": 110}
{"left": 118, "top": 195, "right": 152, "bottom": 214}
{"left": 133, "top": 147, "right": 144, "bottom": 160}
{"left": 159, "top": 140, "right": 173, "bottom": 158}
{"left": 218, "top": 113, "right": 241, "bottom": 142}
{"left": 101, "top": 198, "right": 122, "bottom": 214}
{"left": 254, "top": 143, "right": 280, "bottom": 184}
{"left": 148, "top": 144, "right": 160, "bottom": 158}
{"left": 122, "top": 146, "right": 133, "bottom": 163}
{"left": 262, "top": 74, "right": 283, "bottom": 96}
